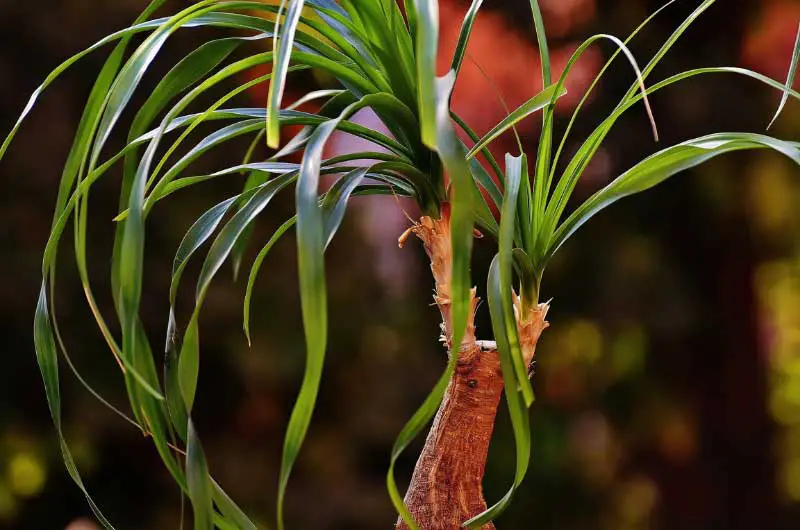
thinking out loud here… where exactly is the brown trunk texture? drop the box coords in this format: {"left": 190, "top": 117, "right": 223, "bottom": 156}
{"left": 396, "top": 342, "right": 504, "bottom": 530}
{"left": 397, "top": 213, "right": 548, "bottom": 529}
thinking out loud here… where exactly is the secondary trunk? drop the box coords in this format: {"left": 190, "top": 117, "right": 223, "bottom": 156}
{"left": 396, "top": 341, "right": 504, "bottom": 530}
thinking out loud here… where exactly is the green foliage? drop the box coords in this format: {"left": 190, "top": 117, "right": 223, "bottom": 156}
{"left": 2, "top": 0, "right": 799, "bottom": 529}
{"left": 473, "top": 2, "right": 800, "bottom": 522}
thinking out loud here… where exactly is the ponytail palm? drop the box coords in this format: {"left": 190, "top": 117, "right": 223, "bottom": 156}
{"left": 1, "top": 0, "right": 550, "bottom": 527}
{"left": 2, "top": 1, "right": 799, "bottom": 530}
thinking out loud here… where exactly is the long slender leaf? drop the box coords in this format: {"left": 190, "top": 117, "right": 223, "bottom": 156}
{"left": 49, "top": 7, "right": 177, "bottom": 457}
{"left": 178, "top": 173, "right": 296, "bottom": 411}
{"left": 527, "top": 0, "right": 551, "bottom": 87}
{"left": 114, "top": 6, "right": 252, "bottom": 433}
{"left": 770, "top": 21, "right": 800, "bottom": 128}
{"left": 212, "top": 480, "right": 258, "bottom": 530}
{"left": 466, "top": 158, "right": 533, "bottom": 528}
{"left": 546, "top": 0, "right": 678, "bottom": 212}
{"left": 438, "top": 70, "right": 475, "bottom": 395}
{"left": 536, "top": 32, "right": 658, "bottom": 232}
{"left": 528, "top": 0, "right": 553, "bottom": 243}
{"left": 34, "top": 285, "right": 116, "bottom": 529}
{"left": 50, "top": 7, "right": 193, "bottom": 519}
{"left": 137, "top": 41, "right": 274, "bottom": 198}
{"left": 2, "top": 2, "right": 362, "bottom": 163}
{"left": 537, "top": 0, "right": 715, "bottom": 249}
{"left": 516, "top": 153, "right": 533, "bottom": 259}
{"left": 0, "top": 16, "right": 170, "bottom": 161}
{"left": 465, "top": 84, "right": 566, "bottom": 160}
{"left": 539, "top": 65, "right": 800, "bottom": 264}
{"left": 279, "top": 122, "right": 331, "bottom": 530}
{"left": 243, "top": 166, "right": 367, "bottom": 344}
{"left": 243, "top": 217, "right": 297, "bottom": 345}
{"left": 129, "top": 37, "right": 243, "bottom": 144}
{"left": 500, "top": 155, "right": 533, "bottom": 405}
{"left": 187, "top": 421, "right": 214, "bottom": 530}
{"left": 276, "top": 92, "right": 423, "bottom": 529}
{"left": 165, "top": 316, "right": 189, "bottom": 442}
{"left": 388, "top": 70, "right": 475, "bottom": 530}
{"left": 51, "top": 0, "right": 174, "bottom": 422}
{"left": 451, "top": 111, "right": 504, "bottom": 184}
{"left": 464, "top": 256, "right": 531, "bottom": 528}
{"left": 170, "top": 196, "right": 241, "bottom": 306}
{"left": 411, "top": 0, "right": 439, "bottom": 147}
{"left": 451, "top": 0, "right": 484, "bottom": 78}
{"left": 267, "top": 0, "right": 306, "bottom": 148}
{"left": 541, "top": 0, "right": 714, "bottom": 249}
{"left": 279, "top": 97, "right": 364, "bottom": 530}
{"left": 549, "top": 133, "right": 800, "bottom": 259}
{"left": 321, "top": 167, "right": 368, "bottom": 247}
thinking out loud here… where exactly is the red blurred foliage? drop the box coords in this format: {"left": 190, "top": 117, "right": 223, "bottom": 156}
{"left": 439, "top": 0, "right": 602, "bottom": 149}
{"left": 540, "top": 0, "right": 597, "bottom": 38}
{"left": 438, "top": 0, "right": 601, "bottom": 212}
{"left": 741, "top": 0, "right": 800, "bottom": 86}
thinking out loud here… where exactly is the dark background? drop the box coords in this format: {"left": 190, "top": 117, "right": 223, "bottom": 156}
{"left": 2, "top": 1, "right": 800, "bottom": 529}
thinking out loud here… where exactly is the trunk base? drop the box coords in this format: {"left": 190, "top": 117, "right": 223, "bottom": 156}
{"left": 396, "top": 342, "right": 503, "bottom": 530}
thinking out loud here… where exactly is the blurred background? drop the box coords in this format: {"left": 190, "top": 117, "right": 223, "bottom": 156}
{"left": 2, "top": 0, "right": 800, "bottom": 529}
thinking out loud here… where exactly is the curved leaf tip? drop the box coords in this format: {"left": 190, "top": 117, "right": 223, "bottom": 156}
{"left": 768, "top": 21, "right": 800, "bottom": 130}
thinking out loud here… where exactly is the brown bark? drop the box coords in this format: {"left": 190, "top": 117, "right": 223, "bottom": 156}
{"left": 396, "top": 341, "right": 504, "bottom": 530}
{"left": 396, "top": 214, "right": 549, "bottom": 529}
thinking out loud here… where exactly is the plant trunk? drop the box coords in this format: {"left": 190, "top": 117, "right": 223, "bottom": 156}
{"left": 397, "top": 213, "right": 548, "bottom": 529}
{"left": 395, "top": 341, "right": 503, "bottom": 530}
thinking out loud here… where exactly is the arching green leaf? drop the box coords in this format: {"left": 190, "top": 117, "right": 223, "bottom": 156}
{"left": 533, "top": 33, "right": 657, "bottom": 257}
{"left": 177, "top": 173, "right": 296, "bottom": 411}
{"left": 539, "top": 65, "right": 800, "bottom": 265}
{"left": 451, "top": 0, "right": 484, "bottom": 78}
{"left": 187, "top": 421, "right": 214, "bottom": 530}
{"left": 243, "top": 217, "right": 297, "bottom": 345}
{"left": 388, "top": 70, "right": 475, "bottom": 530}
{"left": 34, "top": 285, "right": 116, "bottom": 529}
{"left": 410, "top": 0, "right": 439, "bottom": 147}
{"left": 321, "top": 167, "right": 368, "bottom": 247}
{"left": 499, "top": 154, "right": 534, "bottom": 405}
{"left": 465, "top": 84, "right": 566, "bottom": 160}
{"left": 464, "top": 256, "right": 531, "bottom": 528}
{"left": 549, "top": 133, "right": 800, "bottom": 259}
{"left": 212, "top": 479, "right": 258, "bottom": 530}
{"left": 770, "top": 21, "right": 800, "bottom": 128}
{"left": 267, "top": 0, "right": 306, "bottom": 148}
{"left": 539, "top": 0, "right": 715, "bottom": 259}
